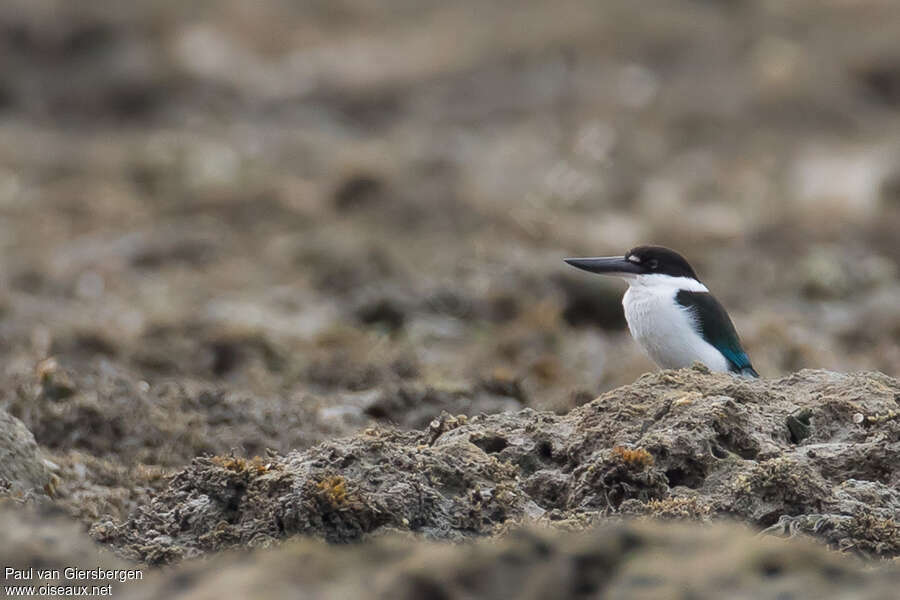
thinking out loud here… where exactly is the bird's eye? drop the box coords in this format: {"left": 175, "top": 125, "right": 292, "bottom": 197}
{"left": 648, "top": 259, "right": 659, "bottom": 269}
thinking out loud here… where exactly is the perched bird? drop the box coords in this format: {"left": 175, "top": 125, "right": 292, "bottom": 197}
{"left": 564, "top": 245, "right": 758, "bottom": 377}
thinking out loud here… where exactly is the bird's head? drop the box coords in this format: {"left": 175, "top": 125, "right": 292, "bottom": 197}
{"left": 564, "top": 245, "right": 699, "bottom": 283}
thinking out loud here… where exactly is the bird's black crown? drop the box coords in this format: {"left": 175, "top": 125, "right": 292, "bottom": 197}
{"left": 625, "top": 246, "right": 699, "bottom": 280}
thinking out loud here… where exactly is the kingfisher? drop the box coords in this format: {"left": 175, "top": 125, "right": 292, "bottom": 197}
{"left": 564, "top": 245, "right": 758, "bottom": 377}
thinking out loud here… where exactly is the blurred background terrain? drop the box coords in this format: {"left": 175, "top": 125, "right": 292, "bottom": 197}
{"left": 1, "top": 0, "right": 900, "bottom": 546}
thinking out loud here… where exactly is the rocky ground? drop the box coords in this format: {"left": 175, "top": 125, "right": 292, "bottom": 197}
{"left": 5, "top": 503, "right": 900, "bottom": 600}
{"left": 2, "top": 0, "right": 900, "bottom": 596}
{"left": 87, "top": 368, "right": 900, "bottom": 565}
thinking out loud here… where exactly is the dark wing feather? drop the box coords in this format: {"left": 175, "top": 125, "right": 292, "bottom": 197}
{"left": 675, "top": 290, "right": 757, "bottom": 377}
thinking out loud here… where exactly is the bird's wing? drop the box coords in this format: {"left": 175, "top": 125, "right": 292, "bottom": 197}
{"left": 675, "top": 290, "right": 757, "bottom": 376}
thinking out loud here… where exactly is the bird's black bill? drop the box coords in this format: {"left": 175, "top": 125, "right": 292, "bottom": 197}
{"left": 564, "top": 256, "right": 643, "bottom": 276}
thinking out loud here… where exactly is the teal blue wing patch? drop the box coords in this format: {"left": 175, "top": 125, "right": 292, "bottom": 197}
{"left": 675, "top": 290, "right": 758, "bottom": 377}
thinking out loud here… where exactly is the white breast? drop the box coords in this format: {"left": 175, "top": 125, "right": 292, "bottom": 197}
{"left": 622, "top": 274, "right": 730, "bottom": 372}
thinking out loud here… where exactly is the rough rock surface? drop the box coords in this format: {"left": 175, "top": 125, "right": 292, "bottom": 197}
{"left": 5, "top": 500, "right": 898, "bottom": 600}
{"left": 1, "top": 365, "right": 524, "bottom": 468}
{"left": 4, "top": 502, "right": 899, "bottom": 600}
{"left": 98, "top": 368, "right": 900, "bottom": 564}
{"left": 119, "top": 522, "right": 900, "bottom": 600}
{"left": 0, "top": 408, "right": 53, "bottom": 496}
